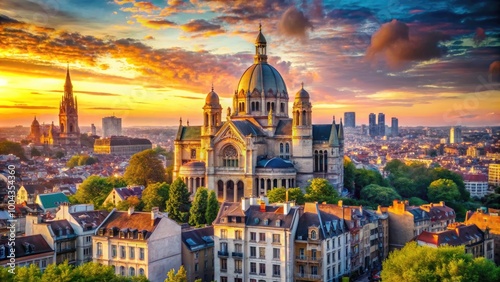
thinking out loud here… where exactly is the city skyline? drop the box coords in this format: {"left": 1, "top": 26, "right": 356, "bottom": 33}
{"left": 1, "top": 0, "right": 499, "bottom": 127}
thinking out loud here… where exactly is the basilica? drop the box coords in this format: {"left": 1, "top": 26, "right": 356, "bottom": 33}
{"left": 27, "top": 67, "right": 81, "bottom": 146}
{"left": 173, "top": 27, "right": 344, "bottom": 201}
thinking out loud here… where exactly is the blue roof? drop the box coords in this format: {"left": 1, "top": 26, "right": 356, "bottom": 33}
{"left": 256, "top": 157, "right": 294, "bottom": 169}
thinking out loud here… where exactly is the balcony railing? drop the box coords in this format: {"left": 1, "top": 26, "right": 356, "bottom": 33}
{"left": 232, "top": 252, "right": 243, "bottom": 258}
{"left": 295, "top": 256, "right": 322, "bottom": 263}
{"left": 295, "top": 273, "right": 322, "bottom": 280}
{"left": 217, "top": 251, "right": 229, "bottom": 257}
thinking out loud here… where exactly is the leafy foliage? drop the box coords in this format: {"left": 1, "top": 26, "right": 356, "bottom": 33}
{"left": 353, "top": 169, "right": 387, "bottom": 198}
{"left": 124, "top": 149, "right": 167, "bottom": 186}
{"left": 142, "top": 182, "right": 170, "bottom": 211}
{"left": 343, "top": 156, "right": 356, "bottom": 193}
{"left": 267, "top": 187, "right": 305, "bottom": 204}
{"left": 360, "top": 184, "right": 401, "bottom": 206}
{"left": 428, "top": 179, "right": 461, "bottom": 203}
{"left": 432, "top": 167, "right": 469, "bottom": 201}
{"left": 73, "top": 176, "right": 127, "bottom": 208}
{"left": 164, "top": 265, "right": 187, "bottom": 282}
{"left": 116, "top": 196, "right": 143, "bottom": 211}
{"left": 305, "top": 178, "right": 339, "bottom": 204}
{"left": 382, "top": 242, "right": 500, "bottom": 282}
{"left": 166, "top": 178, "right": 190, "bottom": 223}
{"left": 205, "top": 190, "right": 219, "bottom": 225}
{"left": 189, "top": 187, "right": 208, "bottom": 226}
{"left": 0, "top": 140, "right": 26, "bottom": 160}
{"left": 66, "top": 154, "right": 98, "bottom": 168}
{"left": 408, "top": 197, "right": 428, "bottom": 206}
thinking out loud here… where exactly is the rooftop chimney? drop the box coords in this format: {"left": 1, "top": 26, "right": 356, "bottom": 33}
{"left": 260, "top": 201, "right": 266, "bottom": 212}
{"left": 283, "top": 202, "right": 291, "bottom": 215}
{"left": 338, "top": 200, "right": 343, "bottom": 207}
{"left": 242, "top": 198, "right": 250, "bottom": 211}
{"left": 128, "top": 206, "right": 134, "bottom": 216}
{"left": 151, "top": 207, "right": 159, "bottom": 220}
{"left": 440, "top": 201, "right": 445, "bottom": 206}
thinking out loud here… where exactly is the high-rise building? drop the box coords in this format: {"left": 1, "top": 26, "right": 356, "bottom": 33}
{"left": 344, "top": 112, "right": 355, "bottom": 128}
{"left": 91, "top": 123, "right": 97, "bottom": 135}
{"left": 391, "top": 117, "right": 398, "bottom": 137}
{"left": 369, "top": 113, "right": 377, "bottom": 137}
{"left": 450, "top": 126, "right": 462, "bottom": 143}
{"left": 102, "top": 116, "right": 122, "bottom": 137}
{"left": 378, "top": 113, "right": 385, "bottom": 136}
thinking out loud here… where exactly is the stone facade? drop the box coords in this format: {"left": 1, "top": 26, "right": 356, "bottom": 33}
{"left": 173, "top": 28, "right": 344, "bottom": 201}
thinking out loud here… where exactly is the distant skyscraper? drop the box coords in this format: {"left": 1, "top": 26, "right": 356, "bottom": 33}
{"left": 391, "top": 117, "right": 399, "bottom": 137}
{"left": 91, "top": 123, "right": 97, "bottom": 135}
{"left": 369, "top": 113, "right": 377, "bottom": 137}
{"left": 450, "top": 126, "right": 462, "bottom": 144}
{"left": 102, "top": 116, "right": 122, "bottom": 137}
{"left": 378, "top": 113, "right": 385, "bottom": 136}
{"left": 344, "top": 112, "right": 356, "bottom": 128}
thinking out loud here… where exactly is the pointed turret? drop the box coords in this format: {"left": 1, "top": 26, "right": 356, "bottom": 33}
{"left": 338, "top": 118, "right": 344, "bottom": 139}
{"left": 254, "top": 23, "right": 268, "bottom": 63}
{"left": 329, "top": 116, "right": 339, "bottom": 147}
{"left": 64, "top": 64, "right": 73, "bottom": 98}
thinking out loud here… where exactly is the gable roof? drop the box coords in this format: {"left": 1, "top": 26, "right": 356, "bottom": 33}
{"left": 244, "top": 205, "right": 298, "bottom": 229}
{"left": 47, "top": 219, "right": 76, "bottom": 238}
{"left": 275, "top": 119, "right": 292, "bottom": 135}
{"left": 98, "top": 211, "right": 161, "bottom": 239}
{"left": 0, "top": 235, "right": 53, "bottom": 262}
{"left": 312, "top": 124, "right": 333, "bottom": 142}
{"left": 20, "top": 184, "right": 46, "bottom": 195}
{"left": 178, "top": 126, "right": 201, "bottom": 141}
{"left": 231, "top": 120, "right": 265, "bottom": 136}
{"left": 37, "top": 192, "right": 69, "bottom": 209}
{"left": 113, "top": 186, "right": 144, "bottom": 200}
{"left": 71, "top": 210, "right": 110, "bottom": 231}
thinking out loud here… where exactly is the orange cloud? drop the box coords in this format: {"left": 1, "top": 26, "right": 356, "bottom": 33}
{"left": 134, "top": 16, "right": 176, "bottom": 29}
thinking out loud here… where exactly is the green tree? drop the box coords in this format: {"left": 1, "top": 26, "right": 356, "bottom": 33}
{"left": 41, "top": 262, "right": 74, "bottom": 282}
{"left": 165, "top": 165, "right": 174, "bottom": 184}
{"left": 116, "top": 196, "right": 143, "bottom": 211}
{"left": 189, "top": 187, "right": 209, "bottom": 226}
{"left": 428, "top": 179, "right": 461, "bottom": 203}
{"left": 67, "top": 155, "right": 80, "bottom": 168}
{"left": 74, "top": 176, "right": 127, "bottom": 208}
{"left": 206, "top": 190, "right": 219, "bottom": 225}
{"left": 408, "top": 196, "right": 427, "bottom": 206}
{"left": 360, "top": 184, "right": 401, "bottom": 206}
{"left": 482, "top": 194, "right": 500, "bottom": 209}
{"left": 31, "top": 147, "right": 41, "bottom": 157}
{"left": 15, "top": 263, "right": 42, "bottom": 282}
{"left": 382, "top": 242, "right": 500, "bottom": 282}
{"left": 384, "top": 159, "right": 407, "bottom": 178}
{"left": 166, "top": 178, "right": 190, "bottom": 223}
{"left": 164, "top": 265, "right": 187, "bottom": 282}
{"left": 0, "top": 140, "right": 27, "bottom": 160}
{"left": 124, "top": 149, "right": 167, "bottom": 186}
{"left": 142, "top": 182, "right": 170, "bottom": 211}
{"left": 432, "top": 167, "right": 469, "bottom": 201}
{"left": 343, "top": 156, "right": 356, "bottom": 193}
{"left": 305, "top": 178, "right": 339, "bottom": 204}
{"left": 354, "top": 169, "right": 386, "bottom": 198}
{"left": 391, "top": 177, "right": 417, "bottom": 198}
{"left": 267, "top": 187, "right": 305, "bottom": 204}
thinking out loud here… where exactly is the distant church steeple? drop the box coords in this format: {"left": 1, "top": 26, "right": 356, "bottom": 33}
{"left": 59, "top": 64, "right": 80, "bottom": 145}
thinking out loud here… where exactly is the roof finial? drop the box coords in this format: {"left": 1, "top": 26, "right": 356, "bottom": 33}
{"left": 301, "top": 82, "right": 304, "bottom": 89}
{"left": 211, "top": 81, "right": 214, "bottom": 92}
{"left": 259, "top": 21, "right": 262, "bottom": 32}
{"left": 333, "top": 115, "right": 336, "bottom": 123}
{"left": 179, "top": 117, "right": 182, "bottom": 125}
{"left": 187, "top": 119, "right": 189, "bottom": 126}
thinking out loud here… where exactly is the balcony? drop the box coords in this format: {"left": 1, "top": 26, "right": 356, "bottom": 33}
{"left": 217, "top": 251, "right": 229, "bottom": 258}
{"left": 232, "top": 252, "right": 243, "bottom": 258}
{"left": 295, "top": 273, "right": 322, "bottom": 280}
{"left": 295, "top": 256, "right": 322, "bottom": 263}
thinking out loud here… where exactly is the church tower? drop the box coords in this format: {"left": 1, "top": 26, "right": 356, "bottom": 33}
{"left": 202, "top": 85, "right": 222, "bottom": 137}
{"left": 292, "top": 84, "right": 313, "bottom": 185}
{"left": 58, "top": 65, "right": 80, "bottom": 146}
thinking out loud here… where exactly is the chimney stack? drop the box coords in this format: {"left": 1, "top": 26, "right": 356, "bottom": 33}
{"left": 260, "top": 201, "right": 266, "bottom": 212}
{"left": 128, "top": 206, "right": 134, "bottom": 216}
{"left": 151, "top": 207, "right": 159, "bottom": 220}
{"left": 242, "top": 198, "right": 250, "bottom": 211}
{"left": 283, "top": 202, "right": 291, "bottom": 215}
{"left": 338, "top": 200, "right": 343, "bottom": 207}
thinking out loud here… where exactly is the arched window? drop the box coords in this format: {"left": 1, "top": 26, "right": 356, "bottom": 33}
{"left": 311, "top": 230, "right": 317, "bottom": 239}
{"left": 222, "top": 145, "right": 238, "bottom": 167}
{"left": 302, "top": 110, "right": 307, "bottom": 125}
{"left": 111, "top": 265, "right": 116, "bottom": 273}
{"left": 61, "top": 123, "right": 65, "bottom": 133}
{"left": 129, "top": 267, "right": 135, "bottom": 276}
{"left": 271, "top": 102, "right": 275, "bottom": 111}
{"left": 267, "top": 102, "right": 271, "bottom": 112}
{"left": 69, "top": 124, "right": 74, "bottom": 133}
{"left": 285, "top": 143, "right": 290, "bottom": 159}
{"left": 279, "top": 143, "right": 284, "bottom": 157}
{"left": 256, "top": 101, "right": 260, "bottom": 111}
{"left": 139, "top": 268, "right": 145, "bottom": 276}
{"left": 96, "top": 242, "right": 102, "bottom": 256}
{"left": 204, "top": 113, "right": 208, "bottom": 125}
{"left": 120, "top": 266, "right": 125, "bottom": 276}
{"left": 314, "top": 150, "right": 319, "bottom": 172}
{"left": 280, "top": 103, "right": 285, "bottom": 113}
{"left": 323, "top": 151, "right": 328, "bottom": 172}
{"left": 251, "top": 102, "right": 255, "bottom": 111}
{"left": 319, "top": 150, "right": 324, "bottom": 172}
{"left": 295, "top": 111, "right": 300, "bottom": 126}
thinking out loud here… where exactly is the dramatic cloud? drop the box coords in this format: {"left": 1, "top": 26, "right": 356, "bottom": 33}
{"left": 144, "top": 35, "right": 155, "bottom": 40}
{"left": 366, "top": 20, "right": 449, "bottom": 67}
{"left": 134, "top": 16, "right": 176, "bottom": 29}
{"left": 181, "top": 19, "right": 225, "bottom": 37}
{"left": 278, "top": 6, "right": 313, "bottom": 39}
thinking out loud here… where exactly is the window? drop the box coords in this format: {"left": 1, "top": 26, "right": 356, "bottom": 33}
{"left": 129, "top": 247, "right": 135, "bottom": 259}
{"left": 259, "top": 263, "right": 266, "bottom": 275}
{"left": 139, "top": 248, "right": 145, "bottom": 260}
{"left": 250, "top": 262, "right": 257, "bottom": 274}
{"left": 220, "top": 258, "right": 227, "bottom": 272}
{"left": 250, "top": 232, "right": 256, "bottom": 241}
{"left": 191, "top": 149, "right": 196, "bottom": 159}
{"left": 234, "top": 243, "right": 242, "bottom": 253}
{"left": 273, "top": 248, "right": 280, "bottom": 260}
{"left": 272, "top": 234, "right": 280, "bottom": 244}
{"left": 280, "top": 103, "right": 285, "bottom": 113}
{"left": 96, "top": 243, "right": 102, "bottom": 256}
{"left": 194, "top": 263, "right": 198, "bottom": 272}
{"left": 311, "top": 266, "right": 318, "bottom": 275}
{"left": 312, "top": 249, "right": 317, "bottom": 260}
{"left": 299, "top": 248, "right": 305, "bottom": 259}
{"left": 111, "top": 245, "right": 117, "bottom": 258}
{"left": 259, "top": 247, "right": 265, "bottom": 258}
{"left": 222, "top": 146, "right": 238, "bottom": 167}
{"left": 86, "top": 236, "right": 91, "bottom": 243}
{"left": 250, "top": 246, "right": 256, "bottom": 258}
{"left": 221, "top": 277, "right": 227, "bottom": 282}
{"left": 205, "top": 260, "right": 208, "bottom": 268}
{"left": 311, "top": 230, "right": 317, "bottom": 239}
{"left": 120, "top": 266, "right": 125, "bottom": 276}
{"left": 221, "top": 229, "right": 227, "bottom": 239}
{"left": 234, "top": 259, "right": 242, "bottom": 273}
{"left": 139, "top": 268, "right": 144, "bottom": 276}
{"left": 273, "top": 265, "right": 281, "bottom": 277}
{"left": 129, "top": 267, "right": 135, "bottom": 276}
{"left": 220, "top": 242, "right": 228, "bottom": 252}
{"left": 259, "top": 233, "right": 266, "bottom": 242}
{"left": 327, "top": 253, "right": 330, "bottom": 264}
{"left": 120, "top": 246, "right": 126, "bottom": 259}
{"left": 235, "top": 230, "right": 242, "bottom": 240}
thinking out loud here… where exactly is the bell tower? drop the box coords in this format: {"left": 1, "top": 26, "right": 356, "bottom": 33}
{"left": 202, "top": 85, "right": 222, "bottom": 137}
{"left": 58, "top": 65, "right": 80, "bottom": 146}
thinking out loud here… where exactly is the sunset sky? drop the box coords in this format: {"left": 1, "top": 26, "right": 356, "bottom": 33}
{"left": 0, "top": 0, "right": 499, "bottom": 128}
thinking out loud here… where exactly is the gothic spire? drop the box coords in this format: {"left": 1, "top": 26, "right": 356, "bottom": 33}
{"left": 64, "top": 64, "right": 73, "bottom": 99}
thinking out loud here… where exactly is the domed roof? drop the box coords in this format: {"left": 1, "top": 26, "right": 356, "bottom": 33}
{"left": 256, "top": 157, "right": 294, "bottom": 169}
{"left": 205, "top": 88, "right": 220, "bottom": 106}
{"left": 237, "top": 63, "right": 287, "bottom": 97}
{"left": 295, "top": 84, "right": 310, "bottom": 99}
{"left": 31, "top": 117, "right": 40, "bottom": 127}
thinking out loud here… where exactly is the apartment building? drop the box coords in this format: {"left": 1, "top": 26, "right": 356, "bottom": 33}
{"left": 0, "top": 235, "right": 54, "bottom": 271}
{"left": 419, "top": 201, "right": 455, "bottom": 233}
{"left": 93, "top": 207, "right": 182, "bottom": 282}
{"left": 213, "top": 197, "right": 299, "bottom": 282}
{"left": 387, "top": 200, "right": 431, "bottom": 251}
{"left": 465, "top": 208, "right": 500, "bottom": 264}
{"left": 181, "top": 226, "right": 215, "bottom": 282}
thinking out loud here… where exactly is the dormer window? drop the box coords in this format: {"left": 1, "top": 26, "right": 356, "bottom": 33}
{"left": 275, "top": 220, "right": 281, "bottom": 227}
{"left": 98, "top": 228, "right": 104, "bottom": 236}
{"left": 0, "top": 245, "right": 5, "bottom": 259}
{"left": 264, "top": 219, "right": 269, "bottom": 225}
{"left": 310, "top": 230, "right": 317, "bottom": 240}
